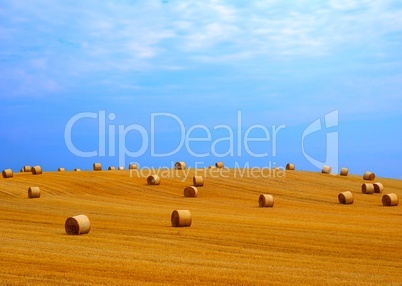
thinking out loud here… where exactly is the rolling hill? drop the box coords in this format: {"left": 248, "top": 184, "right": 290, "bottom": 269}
{"left": 1, "top": 167, "right": 401, "bottom": 285}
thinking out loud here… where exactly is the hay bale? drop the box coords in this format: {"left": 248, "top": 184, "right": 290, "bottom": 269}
{"left": 363, "top": 171, "right": 375, "bottom": 181}
{"left": 20, "top": 168, "right": 24, "bottom": 172}
{"left": 259, "top": 194, "right": 274, "bottom": 207}
{"left": 361, "top": 183, "right": 374, "bottom": 194}
{"left": 147, "top": 175, "right": 161, "bottom": 185}
{"left": 23, "top": 165, "right": 31, "bottom": 172}
{"left": 322, "top": 165, "right": 332, "bottom": 174}
{"left": 129, "top": 163, "right": 138, "bottom": 170}
{"left": 65, "top": 215, "right": 91, "bottom": 235}
{"left": 31, "top": 166, "right": 42, "bottom": 175}
{"left": 58, "top": 168, "right": 65, "bottom": 172}
{"left": 340, "top": 167, "right": 349, "bottom": 176}
{"left": 171, "top": 210, "right": 192, "bottom": 227}
{"left": 208, "top": 165, "right": 216, "bottom": 169}
{"left": 184, "top": 186, "right": 198, "bottom": 198}
{"left": 28, "top": 187, "right": 41, "bottom": 198}
{"left": 108, "top": 166, "right": 116, "bottom": 170}
{"left": 2, "top": 169, "right": 13, "bottom": 178}
{"left": 215, "top": 162, "right": 224, "bottom": 168}
{"left": 193, "top": 176, "right": 204, "bottom": 186}
{"left": 286, "top": 163, "right": 295, "bottom": 170}
{"left": 382, "top": 193, "right": 399, "bottom": 207}
{"left": 175, "top": 161, "right": 186, "bottom": 170}
{"left": 118, "top": 166, "right": 124, "bottom": 170}
{"left": 373, "top": 182, "right": 384, "bottom": 194}
{"left": 74, "top": 168, "right": 81, "bottom": 172}
{"left": 338, "top": 191, "right": 354, "bottom": 204}
{"left": 93, "top": 163, "right": 102, "bottom": 171}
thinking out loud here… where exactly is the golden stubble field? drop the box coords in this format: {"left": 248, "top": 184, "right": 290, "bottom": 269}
{"left": 1, "top": 167, "right": 401, "bottom": 285}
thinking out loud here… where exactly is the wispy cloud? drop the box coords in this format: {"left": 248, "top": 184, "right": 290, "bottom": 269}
{"left": 2, "top": 1, "right": 402, "bottom": 65}
{"left": 0, "top": 0, "right": 402, "bottom": 119}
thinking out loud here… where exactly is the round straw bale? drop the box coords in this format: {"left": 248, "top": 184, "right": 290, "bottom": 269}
{"left": 208, "top": 165, "right": 216, "bottom": 169}
{"left": 28, "top": 187, "right": 41, "bottom": 198}
{"left": 259, "top": 194, "right": 274, "bottom": 207}
{"left": 361, "top": 183, "right": 374, "bottom": 194}
{"left": 193, "top": 176, "right": 204, "bottom": 186}
{"left": 322, "top": 165, "right": 332, "bottom": 174}
{"left": 74, "top": 168, "right": 81, "bottom": 172}
{"left": 171, "top": 210, "right": 192, "bottom": 227}
{"left": 382, "top": 193, "right": 399, "bottom": 207}
{"left": 31, "top": 166, "right": 42, "bottom": 175}
{"left": 23, "top": 165, "right": 31, "bottom": 172}
{"left": 93, "top": 163, "right": 102, "bottom": 171}
{"left": 184, "top": 186, "right": 198, "bottom": 198}
{"left": 338, "top": 191, "right": 354, "bottom": 204}
{"left": 286, "top": 163, "right": 295, "bottom": 170}
{"left": 215, "top": 161, "right": 224, "bottom": 168}
{"left": 147, "top": 175, "right": 161, "bottom": 185}
{"left": 58, "top": 168, "right": 65, "bottom": 172}
{"left": 118, "top": 166, "right": 124, "bottom": 170}
{"left": 20, "top": 168, "right": 24, "bottom": 172}
{"left": 2, "top": 169, "right": 13, "bottom": 178}
{"left": 108, "top": 166, "right": 116, "bottom": 170}
{"left": 340, "top": 167, "right": 349, "bottom": 176}
{"left": 373, "top": 182, "right": 384, "bottom": 194}
{"left": 129, "top": 163, "right": 138, "bottom": 170}
{"left": 175, "top": 161, "right": 186, "bottom": 170}
{"left": 65, "top": 215, "right": 91, "bottom": 235}
{"left": 363, "top": 171, "right": 375, "bottom": 181}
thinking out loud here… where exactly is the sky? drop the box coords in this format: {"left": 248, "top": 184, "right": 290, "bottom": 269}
{"left": 1, "top": 0, "right": 402, "bottom": 178}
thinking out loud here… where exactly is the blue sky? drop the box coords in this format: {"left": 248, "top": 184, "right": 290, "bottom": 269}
{"left": 1, "top": 1, "right": 401, "bottom": 178}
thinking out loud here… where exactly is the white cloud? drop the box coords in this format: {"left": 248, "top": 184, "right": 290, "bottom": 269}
{"left": 328, "top": 0, "right": 371, "bottom": 11}
{"left": 0, "top": 68, "right": 61, "bottom": 98}
{"left": 183, "top": 22, "right": 238, "bottom": 51}
{"left": 169, "top": 0, "right": 402, "bottom": 62}
{"left": 1, "top": 0, "right": 402, "bottom": 113}
{"left": 3, "top": 1, "right": 401, "bottom": 70}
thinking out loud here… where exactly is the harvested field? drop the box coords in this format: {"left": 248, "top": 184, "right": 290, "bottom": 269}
{"left": 0, "top": 169, "right": 401, "bottom": 285}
